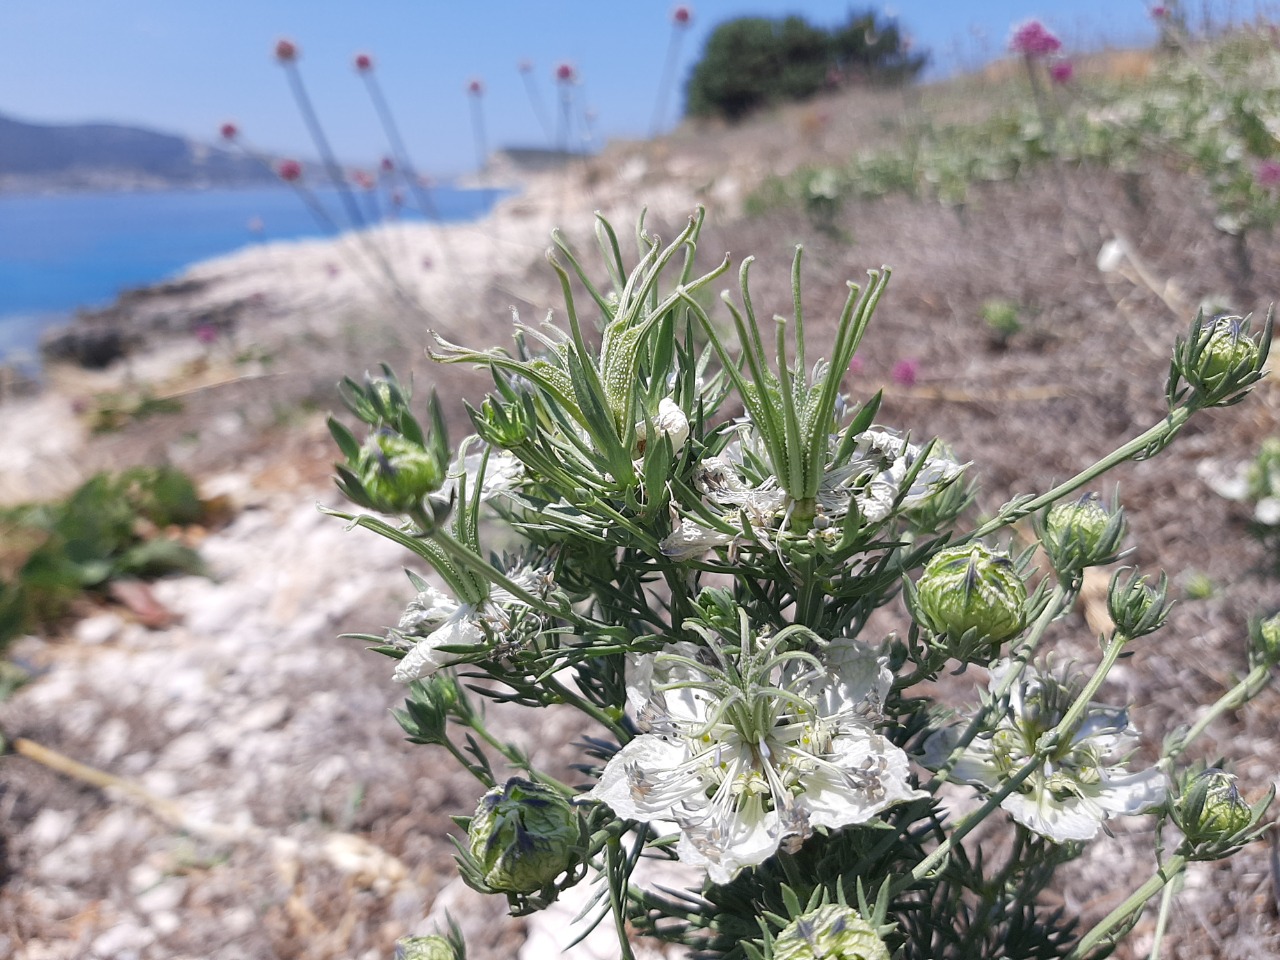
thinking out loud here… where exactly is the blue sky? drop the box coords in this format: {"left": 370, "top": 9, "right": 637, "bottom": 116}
{"left": 0, "top": 1, "right": 1173, "bottom": 178}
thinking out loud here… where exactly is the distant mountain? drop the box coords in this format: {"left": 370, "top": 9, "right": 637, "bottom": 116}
{"left": 0, "top": 112, "right": 280, "bottom": 192}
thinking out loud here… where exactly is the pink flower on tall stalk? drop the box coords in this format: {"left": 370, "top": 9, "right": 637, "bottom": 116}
{"left": 1009, "top": 20, "right": 1062, "bottom": 58}
{"left": 891, "top": 358, "right": 919, "bottom": 387}
{"left": 1256, "top": 159, "right": 1280, "bottom": 188}
{"left": 219, "top": 121, "right": 239, "bottom": 141}
{"left": 194, "top": 323, "right": 218, "bottom": 345}
{"left": 555, "top": 61, "right": 575, "bottom": 83}
{"left": 1151, "top": 5, "right": 1168, "bottom": 17}
{"left": 673, "top": 6, "right": 692, "bottom": 25}
{"left": 276, "top": 158, "right": 302, "bottom": 182}
{"left": 467, "top": 78, "right": 485, "bottom": 96}
{"left": 1049, "top": 60, "right": 1074, "bottom": 84}
{"left": 274, "top": 38, "right": 298, "bottom": 63}
{"left": 354, "top": 52, "right": 373, "bottom": 72}
{"left": 351, "top": 169, "right": 375, "bottom": 190}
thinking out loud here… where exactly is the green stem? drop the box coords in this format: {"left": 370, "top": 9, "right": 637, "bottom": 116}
{"left": 543, "top": 673, "right": 630, "bottom": 744}
{"left": 969, "top": 408, "right": 1191, "bottom": 542}
{"left": 1051, "top": 631, "right": 1130, "bottom": 749}
{"left": 1065, "top": 855, "right": 1188, "bottom": 959}
{"left": 465, "top": 720, "right": 574, "bottom": 795}
{"left": 1166, "top": 663, "right": 1272, "bottom": 764}
{"left": 902, "top": 752, "right": 1043, "bottom": 891}
{"left": 1147, "top": 870, "right": 1182, "bottom": 960}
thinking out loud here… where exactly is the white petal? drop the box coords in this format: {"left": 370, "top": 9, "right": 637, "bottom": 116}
{"left": 919, "top": 728, "right": 1001, "bottom": 788}
{"left": 802, "top": 731, "right": 926, "bottom": 830}
{"left": 1089, "top": 767, "right": 1167, "bottom": 816}
{"left": 819, "top": 638, "right": 892, "bottom": 712}
{"left": 660, "top": 518, "right": 735, "bottom": 560}
{"left": 676, "top": 800, "right": 780, "bottom": 886}
{"left": 397, "top": 586, "right": 459, "bottom": 635}
{"left": 587, "top": 736, "right": 698, "bottom": 822}
{"left": 654, "top": 398, "right": 690, "bottom": 452}
{"left": 391, "top": 612, "right": 484, "bottom": 683}
{"left": 1001, "top": 789, "right": 1103, "bottom": 842}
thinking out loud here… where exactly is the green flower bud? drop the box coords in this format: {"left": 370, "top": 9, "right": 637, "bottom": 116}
{"left": 1041, "top": 493, "right": 1125, "bottom": 574}
{"left": 914, "top": 543, "right": 1027, "bottom": 645}
{"left": 774, "top": 905, "right": 890, "bottom": 960}
{"left": 1107, "top": 568, "right": 1170, "bottom": 639}
{"left": 1253, "top": 612, "right": 1280, "bottom": 666}
{"left": 1197, "top": 316, "right": 1259, "bottom": 383}
{"left": 1177, "top": 769, "right": 1253, "bottom": 848}
{"left": 395, "top": 935, "right": 457, "bottom": 960}
{"left": 357, "top": 432, "right": 444, "bottom": 513}
{"left": 468, "top": 778, "right": 580, "bottom": 895}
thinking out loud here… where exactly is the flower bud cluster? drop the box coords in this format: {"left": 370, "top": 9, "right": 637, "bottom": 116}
{"left": 328, "top": 367, "right": 451, "bottom": 522}
{"left": 460, "top": 778, "right": 584, "bottom": 909}
{"left": 1039, "top": 493, "right": 1127, "bottom": 580}
{"left": 911, "top": 543, "right": 1027, "bottom": 657}
{"left": 1172, "top": 768, "right": 1273, "bottom": 859}
{"left": 1169, "top": 312, "right": 1272, "bottom": 409}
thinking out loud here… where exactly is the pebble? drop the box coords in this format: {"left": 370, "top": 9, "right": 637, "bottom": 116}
{"left": 74, "top": 611, "right": 124, "bottom": 645}
{"left": 160, "top": 729, "right": 215, "bottom": 770}
{"left": 91, "top": 919, "right": 156, "bottom": 958}
{"left": 135, "top": 876, "right": 188, "bottom": 914}
{"left": 27, "top": 808, "right": 76, "bottom": 849}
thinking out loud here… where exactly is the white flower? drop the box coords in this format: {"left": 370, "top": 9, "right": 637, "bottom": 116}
{"left": 390, "top": 567, "right": 546, "bottom": 683}
{"left": 658, "top": 428, "right": 964, "bottom": 559}
{"left": 439, "top": 438, "right": 523, "bottom": 504}
{"left": 922, "top": 659, "right": 1166, "bottom": 843}
{"left": 589, "top": 631, "right": 925, "bottom": 884}
{"left": 636, "top": 398, "right": 690, "bottom": 456}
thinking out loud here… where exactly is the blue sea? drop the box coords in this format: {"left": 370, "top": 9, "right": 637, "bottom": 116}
{"left": 0, "top": 184, "right": 505, "bottom": 365}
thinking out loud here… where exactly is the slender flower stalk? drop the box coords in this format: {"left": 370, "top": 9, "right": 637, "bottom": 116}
{"left": 554, "top": 62, "right": 576, "bottom": 152}
{"left": 354, "top": 51, "right": 446, "bottom": 225}
{"left": 518, "top": 59, "right": 555, "bottom": 147}
{"left": 467, "top": 78, "right": 489, "bottom": 173}
{"left": 273, "top": 38, "right": 366, "bottom": 230}
{"left": 650, "top": 6, "right": 693, "bottom": 136}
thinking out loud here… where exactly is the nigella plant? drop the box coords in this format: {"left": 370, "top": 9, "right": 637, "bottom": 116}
{"left": 325, "top": 209, "right": 1276, "bottom": 960}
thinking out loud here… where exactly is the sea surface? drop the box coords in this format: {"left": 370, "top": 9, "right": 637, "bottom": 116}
{"left": 0, "top": 184, "right": 506, "bottom": 364}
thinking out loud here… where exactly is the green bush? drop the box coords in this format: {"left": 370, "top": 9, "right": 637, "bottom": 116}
{"left": 685, "top": 11, "right": 925, "bottom": 121}
{"left": 0, "top": 466, "right": 207, "bottom": 649}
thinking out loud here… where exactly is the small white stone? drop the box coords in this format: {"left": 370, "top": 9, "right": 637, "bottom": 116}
{"left": 236, "top": 698, "right": 290, "bottom": 733}
{"left": 90, "top": 919, "right": 155, "bottom": 958}
{"left": 150, "top": 910, "right": 182, "bottom": 937}
{"left": 74, "top": 612, "right": 124, "bottom": 646}
{"left": 135, "top": 876, "right": 187, "bottom": 914}
{"left": 27, "top": 808, "right": 75, "bottom": 849}
{"left": 160, "top": 730, "right": 215, "bottom": 770}
{"left": 95, "top": 716, "right": 131, "bottom": 764}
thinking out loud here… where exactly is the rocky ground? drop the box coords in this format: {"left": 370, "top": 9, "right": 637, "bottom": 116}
{"left": 2, "top": 69, "right": 1280, "bottom": 959}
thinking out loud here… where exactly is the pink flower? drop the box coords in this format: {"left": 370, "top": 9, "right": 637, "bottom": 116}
{"left": 555, "top": 62, "right": 575, "bottom": 83}
{"left": 517, "top": 58, "right": 534, "bottom": 74}
{"left": 219, "top": 121, "right": 239, "bottom": 141}
{"left": 891, "top": 358, "right": 919, "bottom": 387}
{"left": 673, "top": 6, "right": 691, "bottom": 25}
{"left": 351, "top": 169, "right": 375, "bottom": 190}
{"left": 1049, "top": 60, "right": 1074, "bottom": 84}
{"left": 274, "top": 38, "right": 298, "bottom": 63}
{"left": 276, "top": 159, "right": 302, "bottom": 182}
{"left": 381, "top": 156, "right": 395, "bottom": 173}
{"left": 354, "top": 52, "right": 373, "bottom": 72}
{"left": 847, "top": 356, "right": 865, "bottom": 378}
{"left": 194, "top": 323, "right": 218, "bottom": 345}
{"left": 1151, "top": 5, "right": 1168, "bottom": 17}
{"left": 1256, "top": 159, "right": 1280, "bottom": 188}
{"left": 1009, "top": 20, "right": 1062, "bottom": 58}
{"left": 467, "top": 77, "right": 485, "bottom": 96}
